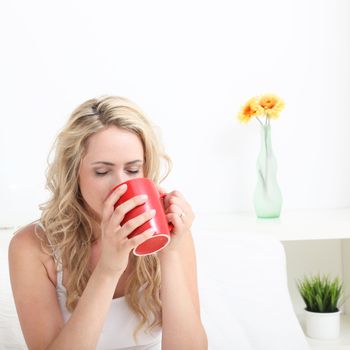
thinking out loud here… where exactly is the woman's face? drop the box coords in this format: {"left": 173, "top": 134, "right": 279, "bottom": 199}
{"left": 78, "top": 125, "right": 145, "bottom": 222}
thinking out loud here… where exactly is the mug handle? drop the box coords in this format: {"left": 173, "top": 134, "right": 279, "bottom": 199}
{"left": 159, "top": 192, "right": 174, "bottom": 232}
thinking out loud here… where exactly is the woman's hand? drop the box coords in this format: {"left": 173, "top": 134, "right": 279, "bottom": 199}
{"left": 157, "top": 187, "right": 195, "bottom": 255}
{"left": 97, "top": 184, "right": 156, "bottom": 276}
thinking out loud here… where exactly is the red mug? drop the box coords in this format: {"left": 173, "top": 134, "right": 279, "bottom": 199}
{"left": 110, "top": 178, "right": 173, "bottom": 256}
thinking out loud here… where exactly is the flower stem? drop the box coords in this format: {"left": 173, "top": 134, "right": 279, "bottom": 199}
{"left": 255, "top": 116, "right": 264, "bottom": 127}
{"left": 264, "top": 115, "right": 269, "bottom": 193}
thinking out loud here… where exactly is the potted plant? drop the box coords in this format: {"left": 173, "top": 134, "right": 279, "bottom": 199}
{"left": 297, "top": 274, "right": 345, "bottom": 339}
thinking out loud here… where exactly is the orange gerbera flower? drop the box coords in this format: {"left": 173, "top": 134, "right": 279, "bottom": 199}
{"left": 238, "top": 97, "right": 264, "bottom": 123}
{"left": 258, "top": 94, "right": 285, "bottom": 119}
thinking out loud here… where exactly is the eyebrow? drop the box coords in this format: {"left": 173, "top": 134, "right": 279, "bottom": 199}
{"left": 91, "top": 160, "right": 143, "bottom": 166}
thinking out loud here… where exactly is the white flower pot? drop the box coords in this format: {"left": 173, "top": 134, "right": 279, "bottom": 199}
{"left": 305, "top": 309, "right": 341, "bottom": 339}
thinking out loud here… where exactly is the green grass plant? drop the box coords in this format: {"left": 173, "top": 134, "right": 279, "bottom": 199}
{"left": 297, "top": 274, "right": 344, "bottom": 313}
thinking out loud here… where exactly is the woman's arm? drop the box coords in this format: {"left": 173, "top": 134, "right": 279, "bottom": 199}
{"left": 46, "top": 263, "right": 122, "bottom": 350}
{"left": 156, "top": 188, "right": 208, "bottom": 349}
{"left": 159, "top": 231, "right": 208, "bottom": 350}
{"left": 47, "top": 264, "right": 123, "bottom": 350}
{"left": 159, "top": 232, "right": 208, "bottom": 350}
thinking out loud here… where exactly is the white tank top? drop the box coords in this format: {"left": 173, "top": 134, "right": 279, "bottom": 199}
{"left": 37, "top": 222, "right": 162, "bottom": 350}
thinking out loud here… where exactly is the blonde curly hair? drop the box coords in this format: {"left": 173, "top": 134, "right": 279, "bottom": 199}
{"left": 34, "top": 95, "right": 172, "bottom": 343}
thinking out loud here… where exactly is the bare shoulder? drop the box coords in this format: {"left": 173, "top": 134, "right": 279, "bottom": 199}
{"left": 8, "top": 223, "right": 53, "bottom": 268}
{"left": 9, "top": 223, "right": 45, "bottom": 255}
{"left": 9, "top": 222, "right": 58, "bottom": 289}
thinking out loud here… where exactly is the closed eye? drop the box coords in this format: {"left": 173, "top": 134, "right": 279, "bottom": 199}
{"left": 95, "top": 169, "right": 140, "bottom": 176}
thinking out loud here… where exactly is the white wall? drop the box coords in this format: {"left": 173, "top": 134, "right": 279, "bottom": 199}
{"left": 0, "top": 0, "right": 349, "bottom": 226}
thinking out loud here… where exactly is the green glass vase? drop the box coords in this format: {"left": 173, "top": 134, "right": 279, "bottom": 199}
{"left": 254, "top": 124, "right": 282, "bottom": 218}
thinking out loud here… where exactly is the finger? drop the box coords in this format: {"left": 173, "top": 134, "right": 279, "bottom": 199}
{"left": 164, "top": 191, "right": 188, "bottom": 209}
{"left": 168, "top": 204, "right": 183, "bottom": 216}
{"left": 101, "top": 184, "right": 128, "bottom": 224}
{"left": 171, "top": 190, "right": 186, "bottom": 201}
{"left": 167, "top": 212, "right": 185, "bottom": 229}
{"left": 157, "top": 185, "right": 167, "bottom": 194}
{"left": 157, "top": 185, "right": 168, "bottom": 205}
{"left": 168, "top": 205, "right": 188, "bottom": 226}
{"left": 111, "top": 194, "right": 149, "bottom": 225}
{"left": 166, "top": 196, "right": 190, "bottom": 213}
{"left": 119, "top": 209, "right": 156, "bottom": 238}
{"left": 128, "top": 227, "right": 155, "bottom": 249}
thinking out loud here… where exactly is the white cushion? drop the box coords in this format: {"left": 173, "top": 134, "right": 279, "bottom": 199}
{"left": 193, "top": 230, "right": 309, "bottom": 350}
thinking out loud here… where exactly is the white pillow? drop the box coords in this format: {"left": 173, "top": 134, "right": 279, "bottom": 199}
{"left": 193, "top": 230, "right": 309, "bottom": 350}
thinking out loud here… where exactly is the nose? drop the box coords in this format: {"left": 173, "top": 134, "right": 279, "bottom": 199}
{"left": 112, "top": 173, "right": 129, "bottom": 187}
{"left": 107, "top": 175, "right": 129, "bottom": 198}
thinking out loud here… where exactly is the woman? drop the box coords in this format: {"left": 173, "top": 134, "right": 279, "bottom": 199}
{"left": 8, "top": 95, "right": 208, "bottom": 350}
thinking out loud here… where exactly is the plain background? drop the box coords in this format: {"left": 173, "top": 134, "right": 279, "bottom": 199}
{"left": 0, "top": 0, "right": 349, "bottom": 226}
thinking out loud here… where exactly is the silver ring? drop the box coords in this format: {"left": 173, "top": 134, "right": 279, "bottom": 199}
{"left": 179, "top": 212, "right": 185, "bottom": 219}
